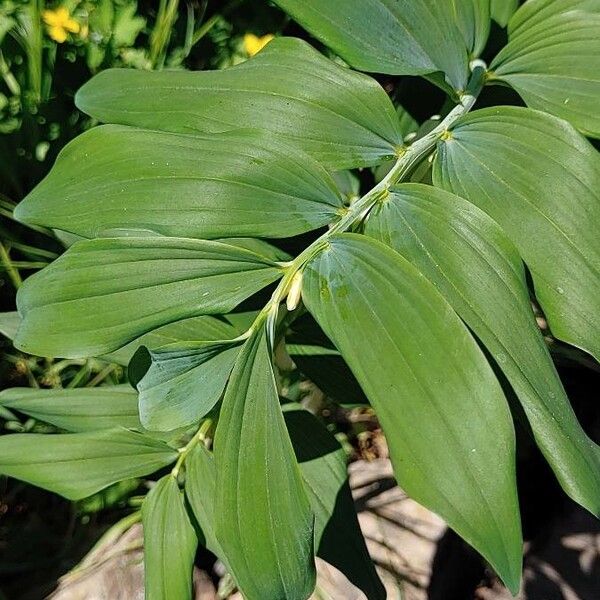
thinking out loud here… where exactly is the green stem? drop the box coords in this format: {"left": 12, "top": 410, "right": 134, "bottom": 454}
{"left": 0, "top": 242, "right": 22, "bottom": 289}
{"left": 172, "top": 417, "right": 213, "bottom": 477}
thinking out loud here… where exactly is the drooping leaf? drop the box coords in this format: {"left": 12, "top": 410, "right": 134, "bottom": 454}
{"left": 0, "top": 386, "right": 141, "bottom": 432}
{"left": 452, "top": 0, "right": 491, "bottom": 57}
{"left": 142, "top": 475, "right": 198, "bottom": 600}
{"left": 0, "top": 428, "right": 177, "bottom": 500}
{"left": 106, "top": 315, "right": 240, "bottom": 366}
{"left": 138, "top": 340, "right": 242, "bottom": 431}
{"left": 491, "top": 0, "right": 518, "bottom": 26}
{"left": 15, "top": 127, "right": 343, "bottom": 240}
{"left": 185, "top": 444, "right": 224, "bottom": 558}
{"left": 76, "top": 38, "right": 403, "bottom": 170}
{"left": 283, "top": 403, "right": 385, "bottom": 599}
{"left": 490, "top": 0, "right": 600, "bottom": 137}
{"left": 15, "top": 237, "right": 284, "bottom": 358}
{"left": 0, "top": 311, "right": 20, "bottom": 340}
{"left": 365, "top": 184, "right": 600, "bottom": 516}
{"left": 433, "top": 106, "right": 600, "bottom": 362}
{"left": 213, "top": 330, "right": 316, "bottom": 599}
{"left": 273, "top": 1, "right": 469, "bottom": 91}
{"left": 303, "top": 234, "right": 522, "bottom": 592}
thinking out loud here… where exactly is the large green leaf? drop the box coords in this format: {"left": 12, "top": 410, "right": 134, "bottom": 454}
{"left": 365, "top": 184, "right": 600, "bottom": 516}
{"left": 0, "top": 428, "right": 177, "bottom": 500}
{"left": 138, "top": 340, "right": 241, "bottom": 431}
{"left": 432, "top": 106, "right": 600, "bottom": 362}
{"left": 15, "top": 237, "right": 283, "bottom": 358}
{"left": 303, "top": 234, "right": 522, "bottom": 592}
{"left": 283, "top": 403, "right": 385, "bottom": 599}
{"left": 490, "top": 0, "right": 600, "bottom": 138}
{"left": 273, "top": 1, "right": 469, "bottom": 91}
{"left": 15, "top": 127, "right": 343, "bottom": 240}
{"left": 213, "top": 330, "right": 315, "bottom": 599}
{"left": 452, "top": 0, "right": 491, "bottom": 57}
{"left": 0, "top": 386, "right": 141, "bottom": 432}
{"left": 142, "top": 475, "right": 198, "bottom": 600}
{"left": 76, "top": 38, "right": 403, "bottom": 170}
{"left": 491, "top": 0, "right": 518, "bottom": 26}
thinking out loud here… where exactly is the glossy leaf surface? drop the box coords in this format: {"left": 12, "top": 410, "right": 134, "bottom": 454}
{"left": 15, "top": 237, "right": 283, "bottom": 357}
{"left": 303, "top": 234, "right": 522, "bottom": 592}
{"left": 490, "top": 0, "right": 600, "bottom": 137}
{"left": 213, "top": 331, "right": 315, "bottom": 600}
{"left": 142, "top": 475, "right": 198, "bottom": 600}
{"left": 365, "top": 184, "right": 600, "bottom": 515}
{"left": 15, "top": 127, "right": 343, "bottom": 240}
{"left": 273, "top": 1, "right": 469, "bottom": 91}
{"left": 433, "top": 107, "right": 600, "bottom": 361}
{"left": 76, "top": 38, "right": 403, "bottom": 170}
{"left": 0, "top": 428, "right": 177, "bottom": 499}
{"left": 0, "top": 386, "right": 141, "bottom": 432}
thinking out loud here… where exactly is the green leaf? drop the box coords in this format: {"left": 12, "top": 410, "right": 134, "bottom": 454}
{"left": 272, "top": 1, "right": 469, "bottom": 91}
{"left": 213, "top": 330, "right": 316, "bottom": 599}
{"left": 365, "top": 183, "right": 600, "bottom": 516}
{"left": 432, "top": 106, "right": 600, "bottom": 362}
{"left": 0, "top": 428, "right": 177, "bottom": 500}
{"left": 185, "top": 444, "right": 224, "bottom": 558}
{"left": 283, "top": 403, "right": 385, "bottom": 599}
{"left": 0, "top": 311, "right": 20, "bottom": 340}
{"left": 107, "top": 315, "right": 239, "bottom": 366}
{"left": 0, "top": 386, "right": 141, "bottom": 432}
{"left": 142, "top": 475, "right": 198, "bottom": 600}
{"left": 138, "top": 340, "right": 242, "bottom": 431}
{"left": 75, "top": 38, "right": 403, "bottom": 170}
{"left": 490, "top": 0, "right": 518, "bottom": 26}
{"left": 15, "top": 127, "right": 343, "bottom": 240}
{"left": 452, "top": 0, "right": 491, "bottom": 57}
{"left": 490, "top": 0, "right": 600, "bottom": 137}
{"left": 303, "top": 234, "right": 522, "bottom": 593}
{"left": 15, "top": 237, "right": 284, "bottom": 358}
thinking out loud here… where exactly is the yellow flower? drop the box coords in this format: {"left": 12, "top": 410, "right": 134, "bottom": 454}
{"left": 243, "top": 33, "right": 274, "bottom": 57}
{"left": 42, "top": 7, "right": 80, "bottom": 43}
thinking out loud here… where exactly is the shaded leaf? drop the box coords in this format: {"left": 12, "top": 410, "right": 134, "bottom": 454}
{"left": 138, "top": 340, "right": 242, "bottom": 431}
{"left": 283, "top": 403, "right": 385, "bottom": 599}
{"left": 15, "top": 127, "right": 343, "bottom": 240}
{"left": 303, "top": 234, "right": 522, "bottom": 592}
{"left": 0, "top": 386, "right": 141, "bottom": 432}
{"left": 213, "top": 330, "right": 315, "bottom": 599}
{"left": 76, "top": 37, "right": 403, "bottom": 170}
{"left": 433, "top": 106, "right": 600, "bottom": 362}
{"left": 142, "top": 475, "right": 198, "bottom": 600}
{"left": 0, "top": 428, "right": 177, "bottom": 500}
{"left": 365, "top": 183, "right": 600, "bottom": 516}
{"left": 490, "top": 0, "right": 600, "bottom": 137}
{"left": 15, "top": 237, "right": 283, "bottom": 358}
{"left": 452, "top": 0, "right": 491, "bottom": 57}
{"left": 491, "top": 0, "right": 518, "bottom": 26}
{"left": 0, "top": 311, "right": 20, "bottom": 340}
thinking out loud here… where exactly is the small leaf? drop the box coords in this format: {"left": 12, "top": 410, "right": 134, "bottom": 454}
{"left": 303, "top": 234, "right": 522, "bottom": 592}
{"left": 433, "top": 106, "right": 600, "bottom": 362}
{"left": 490, "top": 0, "right": 600, "bottom": 137}
{"left": 0, "top": 386, "right": 141, "bottom": 432}
{"left": 0, "top": 428, "right": 177, "bottom": 500}
{"left": 142, "top": 475, "right": 198, "bottom": 600}
{"left": 452, "top": 0, "right": 491, "bottom": 57}
{"left": 0, "top": 311, "right": 20, "bottom": 340}
{"left": 283, "top": 403, "right": 385, "bottom": 599}
{"left": 213, "top": 330, "right": 316, "bottom": 599}
{"left": 365, "top": 183, "right": 600, "bottom": 516}
{"left": 491, "top": 0, "right": 518, "bottom": 26}
{"left": 273, "top": 1, "right": 470, "bottom": 91}
{"left": 76, "top": 38, "right": 403, "bottom": 170}
{"left": 15, "top": 127, "right": 343, "bottom": 240}
{"left": 138, "top": 340, "right": 242, "bottom": 431}
{"left": 15, "top": 237, "right": 283, "bottom": 358}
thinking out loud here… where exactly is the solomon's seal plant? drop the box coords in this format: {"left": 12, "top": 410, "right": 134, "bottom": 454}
{"left": 2, "top": 1, "right": 600, "bottom": 598}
